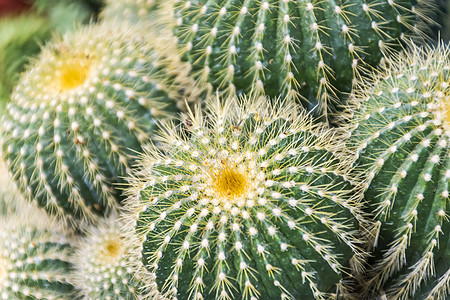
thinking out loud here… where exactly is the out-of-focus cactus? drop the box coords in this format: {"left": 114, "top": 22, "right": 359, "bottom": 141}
{"left": 347, "top": 43, "right": 450, "bottom": 300}
{"left": 0, "top": 22, "right": 199, "bottom": 224}
{"left": 125, "top": 95, "right": 365, "bottom": 299}
{"left": 0, "top": 200, "right": 75, "bottom": 299}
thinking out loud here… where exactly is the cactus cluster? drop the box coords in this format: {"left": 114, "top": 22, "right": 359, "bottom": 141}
{"left": 0, "top": 200, "right": 75, "bottom": 299}
{"left": 0, "top": 22, "right": 199, "bottom": 223}
{"left": 158, "top": 0, "right": 434, "bottom": 118}
{"left": 347, "top": 43, "right": 450, "bottom": 300}
{"left": 0, "top": 1, "right": 448, "bottom": 300}
{"left": 125, "top": 96, "right": 364, "bottom": 300}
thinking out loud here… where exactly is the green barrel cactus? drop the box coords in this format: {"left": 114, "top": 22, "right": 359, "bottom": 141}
{"left": 0, "top": 22, "right": 199, "bottom": 223}
{"left": 72, "top": 215, "right": 161, "bottom": 299}
{"left": 347, "top": 43, "right": 450, "bottom": 300}
{"left": 158, "top": 0, "right": 435, "bottom": 118}
{"left": 101, "top": 0, "right": 160, "bottom": 22}
{"left": 0, "top": 201, "right": 75, "bottom": 299}
{"left": 125, "top": 96, "right": 365, "bottom": 299}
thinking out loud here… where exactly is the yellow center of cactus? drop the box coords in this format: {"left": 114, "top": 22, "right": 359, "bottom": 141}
{"left": 54, "top": 58, "right": 92, "bottom": 92}
{"left": 212, "top": 165, "right": 249, "bottom": 200}
{"left": 101, "top": 237, "right": 124, "bottom": 262}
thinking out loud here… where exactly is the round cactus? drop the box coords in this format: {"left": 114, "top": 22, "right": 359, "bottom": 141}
{"left": 157, "top": 0, "right": 435, "bottom": 119}
{"left": 0, "top": 201, "right": 75, "bottom": 299}
{"left": 101, "top": 0, "right": 160, "bottom": 22}
{"left": 0, "top": 22, "right": 199, "bottom": 223}
{"left": 72, "top": 215, "right": 163, "bottom": 299}
{"left": 125, "top": 96, "right": 364, "bottom": 299}
{"left": 347, "top": 43, "right": 450, "bottom": 300}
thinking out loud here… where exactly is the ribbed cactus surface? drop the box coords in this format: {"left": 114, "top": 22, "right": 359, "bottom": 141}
{"left": 0, "top": 22, "right": 197, "bottom": 223}
{"left": 73, "top": 216, "right": 155, "bottom": 299}
{"left": 348, "top": 44, "right": 450, "bottom": 300}
{"left": 126, "top": 96, "right": 363, "bottom": 299}
{"left": 0, "top": 203, "right": 75, "bottom": 299}
{"left": 162, "top": 0, "right": 434, "bottom": 117}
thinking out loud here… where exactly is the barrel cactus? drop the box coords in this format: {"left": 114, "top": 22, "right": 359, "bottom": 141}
{"left": 0, "top": 22, "right": 199, "bottom": 223}
{"left": 158, "top": 0, "right": 435, "bottom": 118}
{"left": 0, "top": 201, "right": 75, "bottom": 299}
{"left": 101, "top": 0, "right": 159, "bottom": 22}
{"left": 347, "top": 43, "right": 450, "bottom": 300}
{"left": 125, "top": 95, "right": 364, "bottom": 299}
{"left": 72, "top": 215, "right": 162, "bottom": 299}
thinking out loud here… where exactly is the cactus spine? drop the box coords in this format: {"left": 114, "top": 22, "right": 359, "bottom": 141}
{"left": 347, "top": 43, "right": 450, "bottom": 300}
{"left": 0, "top": 201, "right": 75, "bottom": 299}
{"left": 72, "top": 215, "right": 160, "bottom": 299}
{"left": 159, "top": 0, "right": 434, "bottom": 118}
{"left": 125, "top": 96, "right": 364, "bottom": 299}
{"left": 0, "top": 22, "right": 199, "bottom": 223}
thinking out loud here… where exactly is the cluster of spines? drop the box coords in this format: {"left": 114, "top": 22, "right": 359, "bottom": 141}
{"left": 159, "top": 0, "right": 435, "bottom": 118}
{"left": 0, "top": 201, "right": 75, "bottom": 299}
{"left": 101, "top": 0, "right": 159, "bottom": 22}
{"left": 125, "top": 96, "right": 364, "bottom": 300}
{"left": 347, "top": 43, "right": 450, "bottom": 300}
{"left": 72, "top": 215, "right": 159, "bottom": 299}
{"left": 0, "top": 22, "right": 200, "bottom": 224}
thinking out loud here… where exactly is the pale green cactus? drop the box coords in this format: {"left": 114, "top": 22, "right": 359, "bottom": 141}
{"left": 124, "top": 95, "right": 365, "bottom": 299}
{"left": 156, "top": 0, "right": 435, "bottom": 119}
{"left": 347, "top": 43, "right": 450, "bottom": 300}
{"left": 0, "top": 201, "right": 75, "bottom": 299}
{"left": 72, "top": 215, "right": 163, "bottom": 299}
{"left": 0, "top": 22, "right": 200, "bottom": 224}
{"left": 101, "top": 0, "right": 160, "bottom": 23}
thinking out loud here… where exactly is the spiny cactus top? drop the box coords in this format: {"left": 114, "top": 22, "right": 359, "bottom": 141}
{"left": 348, "top": 43, "right": 450, "bottom": 300}
{"left": 0, "top": 22, "right": 199, "bottom": 224}
{"left": 0, "top": 201, "right": 75, "bottom": 299}
{"left": 159, "top": 0, "right": 434, "bottom": 118}
{"left": 125, "top": 96, "right": 364, "bottom": 300}
{"left": 72, "top": 215, "right": 161, "bottom": 299}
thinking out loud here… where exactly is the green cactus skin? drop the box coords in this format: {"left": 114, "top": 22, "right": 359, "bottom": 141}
{"left": 0, "top": 202, "right": 75, "bottom": 299}
{"left": 72, "top": 215, "right": 161, "bottom": 299}
{"left": 158, "top": 0, "right": 434, "bottom": 119}
{"left": 125, "top": 96, "right": 364, "bottom": 300}
{"left": 347, "top": 43, "right": 450, "bottom": 300}
{"left": 0, "top": 22, "right": 199, "bottom": 224}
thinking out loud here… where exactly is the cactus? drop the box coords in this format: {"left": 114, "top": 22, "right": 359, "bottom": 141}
{"left": 101, "top": 0, "right": 160, "bottom": 23}
{"left": 72, "top": 215, "right": 162, "bottom": 299}
{"left": 124, "top": 95, "right": 365, "bottom": 299}
{"left": 156, "top": 0, "right": 435, "bottom": 119}
{"left": 347, "top": 43, "right": 450, "bottom": 300}
{"left": 0, "top": 200, "right": 75, "bottom": 299}
{"left": 0, "top": 22, "right": 199, "bottom": 224}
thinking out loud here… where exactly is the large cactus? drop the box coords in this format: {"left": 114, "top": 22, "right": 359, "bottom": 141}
{"left": 125, "top": 96, "right": 364, "bottom": 299}
{"left": 157, "top": 0, "right": 435, "bottom": 119}
{"left": 0, "top": 22, "right": 199, "bottom": 224}
{"left": 347, "top": 43, "right": 450, "bottom": 300}
{"left": 0, "top": 200, "right": 75, "bottom": 299}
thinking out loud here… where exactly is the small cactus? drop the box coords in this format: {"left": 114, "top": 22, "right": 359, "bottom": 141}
{"left": 158, "top": 0, "right": 435, "bottom": 118}
{"left": 0, "top": 200, "right": 75, "bottom": 299}
{"left": 72, "top": 215, "right": 160, "bottom": 299}
{"left": 125, "top": 96, "right": 364, "bottom": 299}
{"left": 347, "top": 43, "right": 450, "bottom": 300}
{"left": 0, "top": 22, "right": 199, "bottom": 223}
